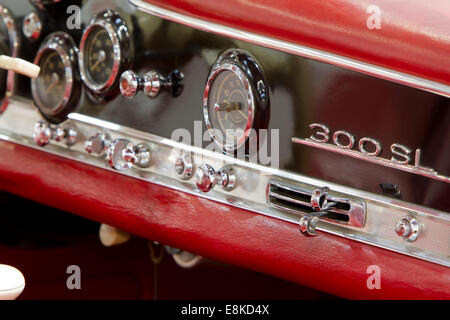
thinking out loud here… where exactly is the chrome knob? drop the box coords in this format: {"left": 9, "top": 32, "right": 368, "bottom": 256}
{"left": 23, "top": 12, "right": 42, "bottom": 41}
{"left": 33, "top": 120, "right": 52, "bottom": 147}
{"left": 85, "top": 132, "right": 111, "bottom": 155}
{"left": 195, "top": 164, "right": 235, "bottom": 193}
{"left": 119, "top": 70, "right": 140, "bottom": 98}
{"left": 120, "top": 69, "right": 184, "bottom": 98}
{"left": 106, "top": 139, "right": 151, "bottom": 170}
{"left": 33, "top": 120, "right": 77, "bottom": 147}
{"left": 395, "top": 215, "right": 420, "bottom": 242}
{"left": 174, "top": 150, "right": 193, "bottom": 180}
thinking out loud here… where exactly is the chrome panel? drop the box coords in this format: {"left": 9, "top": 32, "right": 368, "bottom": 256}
{"left": 0, "top": 98, "right": 448, "bottom": 267}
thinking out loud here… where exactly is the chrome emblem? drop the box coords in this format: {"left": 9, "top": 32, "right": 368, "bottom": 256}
{"left": 292, "top": 123, "right": 450, "bottom": 183}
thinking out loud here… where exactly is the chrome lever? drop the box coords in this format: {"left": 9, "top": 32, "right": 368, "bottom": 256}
{"left": 299, "top": 187, "right": 338, "bottom": 237}
{"left": 310, "top": 187, "right": 336, "bottom": 211}
{"left": 299, "top": 211, "right": 328, "bottom": 236}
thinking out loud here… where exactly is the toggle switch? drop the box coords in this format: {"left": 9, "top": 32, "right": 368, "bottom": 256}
{"left": 174, "top": 150, "right": 193, "bottom": 180}
{"left": 195, "top": 164, "right": 236, "bottom": 193}
{"left": 33, "top": 120, "right": 77, "bottom": 147}
{"left": 106, "top": 139, "right": 151, "bottom": 170}
{"left": 119, "top": 69, "right": 184, "bottom": 98}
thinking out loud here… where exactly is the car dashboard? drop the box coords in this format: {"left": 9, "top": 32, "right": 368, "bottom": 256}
{"left": 0, "top": 0, "right": 448, "bottom": 299}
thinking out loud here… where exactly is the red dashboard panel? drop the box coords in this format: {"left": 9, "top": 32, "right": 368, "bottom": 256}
{"left": 0, "top": 141, "right": 448, "bottom": 299}
{"left": 143, "top": 0, "right": 450, "bottom": 86}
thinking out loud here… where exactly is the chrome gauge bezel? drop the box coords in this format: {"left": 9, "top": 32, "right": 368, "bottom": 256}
{"left": 78, "top": 10, "right": 133, "bottom": 97}
{"left": 203, "top": 49, "right": 270, "bottom": 153}
{"left": 0, "top": 4, "right": 19, "bottom": 112}
{"left": 31, "top": 32, "right": 81, "bottom": 123}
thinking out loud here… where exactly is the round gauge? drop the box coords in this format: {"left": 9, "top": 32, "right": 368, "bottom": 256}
{"left": 0, "top": 4, "right": 18, "bottom": 112}
{"left": 31, "top": 32, "right": 81, "bottom": 123}
{"left": 203, "top": 49, "right": 270, "bottom": 153}
{"left": 79, "top": 10, "right": 132, "bottom": 97}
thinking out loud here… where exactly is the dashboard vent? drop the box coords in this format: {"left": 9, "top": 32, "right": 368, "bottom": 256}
{"left": 267, "top": 179, "right": 366, "bottom": 227}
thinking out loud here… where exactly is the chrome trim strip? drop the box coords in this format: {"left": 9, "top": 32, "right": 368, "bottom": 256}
{"left": 292, "top": 137, "right": 450, "bottom": 183}
{"left": 0, "top": 99, "right": 448, "bottom": 267}
{"left": 129, "top": 0, "right": 450, "bottom": 98}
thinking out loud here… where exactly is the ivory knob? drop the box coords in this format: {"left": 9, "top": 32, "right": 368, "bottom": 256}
{"left": 99, "top": 224, "right": 130, "bottom": 247}
{"left": 0, "top": 264, "right": 25, "bottom": 300}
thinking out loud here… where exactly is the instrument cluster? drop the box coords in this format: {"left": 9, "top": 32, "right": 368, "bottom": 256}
{"left": 31, "top": 9, "right": 132, "bottom": 121}
{"left": 25, "top": 6, "right": 271, "bottom": 156}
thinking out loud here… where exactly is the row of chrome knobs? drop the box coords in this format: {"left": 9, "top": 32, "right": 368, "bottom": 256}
{"left": 85, "top": 132, "right": 151, "bottom": 171}
{"left": 86, "top": 132, "right": 236, "bottom": 192}
{"left": 173, "top": 151, "right": 236, "bottom": 192}
{"left": 33, "top": 121, "right": 235, "bottom": 193}
{"left": 119, "top": 69, "right": 184, "bottom": 99}
{"left": 33, "top": 120, "right": 77, "bottom": 147}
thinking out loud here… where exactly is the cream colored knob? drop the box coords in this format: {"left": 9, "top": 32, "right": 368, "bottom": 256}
{"left": 0, "top": 264, "right": 25, "bottom": 300}
{"left": 0, "top": 55, "right": 40, "bottom": 78}
{"left": 172, "top": 251, "right": 203, "bottom": 269}
{"left": 99, "top": 224, "right": 130, "bottom": 247}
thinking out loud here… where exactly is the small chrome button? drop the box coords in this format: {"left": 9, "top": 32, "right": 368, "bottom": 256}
{"left": 195, "top": 164, "right": 235, "bottom": 193}
{"left": 85, "top": 132, "right": 111, "bottom": 155}
{"left": 23, "top": 12, "right": 42, "bottom": 41}
{"left": 174, "top": 151, "right": 193, "bottom": 180}
{"left": 33, "top": 120, "right": 52, "bottom": 147}
{"left": 395, "top": 215, "right": 420, "bottom": 242}
{"left": 106, "top": 139, "right": 151, "bottom": 170}
{"left": 122, "top": 143, "right": 151, "bottom": 168}
{"left": 119, "top": 70, "right": 140, "bottom": 98}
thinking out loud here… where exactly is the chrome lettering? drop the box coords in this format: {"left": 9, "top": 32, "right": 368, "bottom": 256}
{"left": 309, "top": 123, "right": 329, "bottom": 143}
{"left": 333, "top": 130, "right": 355, "bottom": 149}
{"left": 390, "top": 143, "right": 412, "bottom": 165}
{"left": 359, "top": 137, "right": 382, "bottom": 156}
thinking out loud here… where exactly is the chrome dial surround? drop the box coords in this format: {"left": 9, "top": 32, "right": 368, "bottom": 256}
{"left": 31, "top": 32, "right": 81, "bottom": 123}
{"left": 0, "top": 4, "right": 19, "bottom": 112}
{"left": 203, "top": 49, "right": 270, "bottom": 153}
{"left": 78, "top": 10, "right": 133, "bottom": 97}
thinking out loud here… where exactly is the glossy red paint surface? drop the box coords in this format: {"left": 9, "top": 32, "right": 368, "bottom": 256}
{"left": 143, "top": 0, "right": 450, "bottom": 86}
{"left": 0, "top": 141, "right": 449, "bottom": 299}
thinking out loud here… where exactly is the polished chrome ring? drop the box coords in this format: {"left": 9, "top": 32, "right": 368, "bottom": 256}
{"left": 78, "top": 10, "right": 132, "bottom": 95}
{"left": 31, "top": 32, "right": 78, "bottom": 120}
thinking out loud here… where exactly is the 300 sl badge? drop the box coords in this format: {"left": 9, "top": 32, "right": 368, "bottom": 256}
{"left": 292, "top": 123, "right": 450, "bottom": 183}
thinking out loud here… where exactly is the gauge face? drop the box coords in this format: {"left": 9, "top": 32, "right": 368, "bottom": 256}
{"left": 31, "top": 32, "right": 81, "bottom": 123}
{"left": 34, "top": 50, "right": 66, "bottom": 113}
{"left": 79, "top": 10, "right": 132, "bottom": 97}
{"left": 204, "top": 50, "right": 270, "bottom": 153}
{"left": 206, "top": 69, "right": 251, "bottom": 149}
{"left": 84, "top": 27, "right": 115, "bottom": 87}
